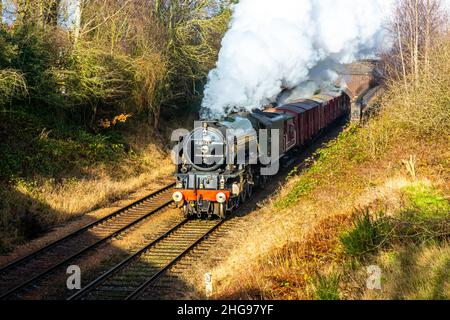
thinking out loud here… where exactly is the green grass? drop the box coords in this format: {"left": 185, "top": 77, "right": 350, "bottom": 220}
{"left": 340, "top": 209, "right": 392, "bottom": 258}
{"left": 313, "top": 273, "right": 341, "bottom": 300}
{"left": 275, "top": 124, "right": 371, "bottom": 210}
{"left": 341, "top": 185, "right": 450, "bottom": 260}
{"left": 275, "top": 181, "right": 315, "bottom": 209}
{"left": 402, "top": 183, "right": 450, "bottom": 220}
{"left": 395, "top": 184, "right": 450, "bottom": 245}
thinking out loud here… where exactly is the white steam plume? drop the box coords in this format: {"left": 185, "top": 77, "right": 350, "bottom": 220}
{"left": 202, "top": 0, "right": 393, "bottom": 119}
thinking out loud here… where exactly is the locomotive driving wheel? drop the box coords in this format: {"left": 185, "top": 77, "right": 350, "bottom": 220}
{"left": 247, "top": 182, "right": 253, "bottom": 198}
{"left": 259, "top": 175, "right": 268, "bottom": 189}
{"left": 234, "top": 196, "right": 240, "bottom": 210}
{"left": 240, "top": 183, "right": 248, "bottom": 203}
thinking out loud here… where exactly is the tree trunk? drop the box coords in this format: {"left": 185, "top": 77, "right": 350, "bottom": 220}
{"left": 424, "top": 0, "right": 431, "bottom": 74}
{"left": 73, "top": 0, "right": 82, "bottom": 43}
{"left": 414, "top": 0, "right": 420, "bottom": 84}
{"left": 45, "top": 0, "right": 61, "bottom": 26}
{"left": 397, "top": 22, "right": 408, "bottom": 89}
{"left": 153, "top": 106, "right": 161, "bottom": 130}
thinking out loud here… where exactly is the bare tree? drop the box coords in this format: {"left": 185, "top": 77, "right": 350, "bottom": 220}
{"left": 4, "top": 0, "right": 61, "bottom": 27}
{"left": 384, "top": 0, "right": 447, "bottom": 85}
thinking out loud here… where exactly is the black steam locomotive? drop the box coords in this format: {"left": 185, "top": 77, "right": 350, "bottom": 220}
{"left": 172, "top": 89, "right": 351, "bottom": 218}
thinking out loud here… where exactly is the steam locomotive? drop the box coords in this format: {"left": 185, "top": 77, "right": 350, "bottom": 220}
{"left": 172, "top": 89, "right": 351, "bottom": 218}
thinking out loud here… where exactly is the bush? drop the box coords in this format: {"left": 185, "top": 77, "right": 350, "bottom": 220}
{"left": 340, "top": 209, "right": 392, "bottom": 258}
{"left": 341, "top": 185, "right": 450, "bottom": 259}
{"left": 381, "top": 38, "right": 450, "bottom": 138}
{"left": 313, "top": 273, "right": 341, "bottom": 300}
{"left": 6, "top": 24, "right": 63, "bottom": 109}
{"left": 0, "top": 69, "right": 27, "bottom": 106}
{"left": 0, "top": 27, "right": 28, "bottom": 107}
{"left": 58, "top": 47, "right": 136, "bottom": 123}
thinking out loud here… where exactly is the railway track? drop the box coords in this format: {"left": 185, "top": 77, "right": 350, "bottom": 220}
{"left": 68, "top": 219, "right": 224, "bottom": 300}
{"left": 0, "top": 183, "right": 175, "bottom": 300}
{"left": 139, "top": 219, "right": 240, "bottom": 300}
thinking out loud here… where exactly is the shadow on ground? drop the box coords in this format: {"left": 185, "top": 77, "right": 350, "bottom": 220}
{"left": 0, "top": 120, "right": 348, "bottom": 301}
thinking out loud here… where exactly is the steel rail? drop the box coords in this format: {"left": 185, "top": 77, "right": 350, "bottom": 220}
{"left": 67, "top": 219, "right": 190, "bottom": 300}
{"left": 0, "top": 183, "right": 175, "bottom": 275}
{"left": 0, "top": 196, "right": 174, "bottom": 300}
{"left": 125, "top": 219, "right": 225, "bottom": 300}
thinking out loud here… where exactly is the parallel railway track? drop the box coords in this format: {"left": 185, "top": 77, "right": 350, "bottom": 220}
{"left": 0, "top": 183, "right": 175, "bottom": 300}
{"left": 68, "top": 218, "right": 224, "bottom": 300}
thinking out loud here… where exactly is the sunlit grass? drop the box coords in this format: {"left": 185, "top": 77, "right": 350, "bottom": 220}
{"left": 195, "top": 38, "right": 450, "bottom": 300}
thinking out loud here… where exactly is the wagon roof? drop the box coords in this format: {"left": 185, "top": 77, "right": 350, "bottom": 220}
{"left": 321, "top": 91, "right": 342, "bottom": 98}
{"left": 250, "top": 110, "right": 293, "bottom": 126}
{"left": 286, "top": 99, "right": 320, "bottom": 111}
{"left": 310, "top": 95, "right": 334, "bottom": 103}
{"left": 276, "top": 105, "right": 307, "bottom": 115}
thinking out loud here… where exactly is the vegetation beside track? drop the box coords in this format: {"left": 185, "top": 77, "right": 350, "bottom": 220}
{"left": 205, "top": 36, "right": 450, "bottom": 300}
{"left": 0, "top": 1, "right": 231, "bottom": 253}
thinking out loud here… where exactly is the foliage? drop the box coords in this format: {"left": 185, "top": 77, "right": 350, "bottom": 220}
{"left": 313, "top": 273, "right": 341, "bottom": 300}
{"left": 5, "top": 24, "right": 63, "bottom": 109}
{"left": 0, "top": 0, "right": 232, "bottom": 184}
{"left": 0, "top": 0, "right": 231, "bottom": 128}
{"left": 0, "top": 69, "right": 27, "bottom": 107}
{"left": 55, "top": 45, "right": 136, "bottom": 125}
{"left": 402, "top": 183, "right": 450, "bottom": 220}
{"left": 74, "top": 0, "right": 231, "bottom": 128}
{"left": 340, "top": 209, "right": 392, "bottom": 258}
{"left": 0, "top": 110, "right": 127, "bottom": 181}
{"left": 0, "top": 27, "right": 27, "bottom": 107}
{"left": 341, "top": 186, "right": 450, "bottom": 260}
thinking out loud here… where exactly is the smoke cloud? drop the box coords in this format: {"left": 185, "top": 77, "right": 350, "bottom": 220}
{"left": 201, "top": 0, "right": 393, "bottom": 119}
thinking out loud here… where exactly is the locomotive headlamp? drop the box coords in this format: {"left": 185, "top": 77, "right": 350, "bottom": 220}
{"left": 172, "top": 191, "right": 184, "bottom": 203}
{"left": 216, "top": 192, "right": 227, "bottom": 204}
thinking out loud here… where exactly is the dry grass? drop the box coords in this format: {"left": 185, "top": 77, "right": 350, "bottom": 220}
{"left": 17, "top": 144, "right": 173, "bottom": 220}
{"left": 355, "top": 242, "right": 450, "bottom": 300}
{"left": 189, "top": 38, "right": 450, "bottom": 300}
{"left": 0, "top": 130, "right": 174, "bottom": 253}
{"left": 204, "top": 174, "right": 447, "bottom": 300}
